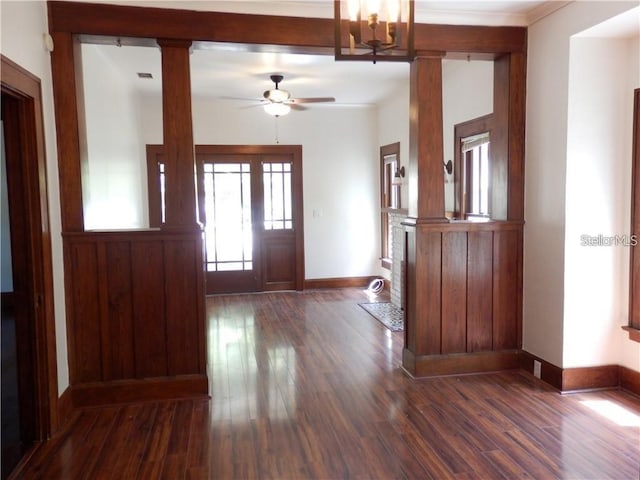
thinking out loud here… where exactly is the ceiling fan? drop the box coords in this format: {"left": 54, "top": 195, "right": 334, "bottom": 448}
{"left": 251, "top": 74, "right": 336, "bottom": 116}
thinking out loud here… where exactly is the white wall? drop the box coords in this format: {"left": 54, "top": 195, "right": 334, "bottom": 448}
{"left": 564, "top": 35, "right": 639, "bottom": 368}
{"left": 81, "top": 45, "right": 147, "bottom": 229}
{"left": 0, "top": 1, "right": 69, "bottom": 392}
{"left": 525, "top": 0, "right": 639, "bottom": 368}
{"left": 377, "top": 76, "right": 410, "bottom": 210}
{"left": 442, "top": 59, "right": 494, "bottom": 213}
{"left": 138, "top": 95, "right": 382, "bottom": 279}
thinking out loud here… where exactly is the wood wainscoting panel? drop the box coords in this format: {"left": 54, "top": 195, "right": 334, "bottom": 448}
{"left": 492, "top": 228, "right": 519, "bottom": 350}
{"left": 441, "top": 231, "right": 467, "bottom": 354}
{"left": 416, "top": 230, "right": 443, "bottom": 355}
{"left": 103, "top": 241, "right": 135, "bottom": 381}
{"left": 63, "top": 230, "right": 207, "bottom": 402}
{"left": 404, "top": 221, "right": 523, "bottom": 377}
{"left": 467, "top": 231, "right": 493, "bottom": 352}
{"left": 164, "top": 238, "right": 205, "bottom": 376}
{"left": 131, "top": 240, "right": 168, "bottom": 379}
{"left": 68, "top": 240, "right": 102, "bottom": 384}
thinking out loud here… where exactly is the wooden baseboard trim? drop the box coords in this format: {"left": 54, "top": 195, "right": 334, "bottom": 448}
{"left": 562, "top": 365, "right": 619, "bottom": 392}
{"left": 403, "top": 349, "right": 520, "bottom": 378}
{"left": 520, "top": 350, "right": 639, "bottom": 394}
{"left": 519, "top": 350, "right": 563, "bottom": 390}
{"left": 304, "top": 276, "right": 383, "bottom": 290}
{"left": 620, "top": 366, "right": 640, "bottom": 397}
{"left": 70, "top": 375, "right": 208, "bottom": 408}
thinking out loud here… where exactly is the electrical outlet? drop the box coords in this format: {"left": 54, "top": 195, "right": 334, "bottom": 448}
{"left": 533, "top": 360, "right": 542, "bottom": 379}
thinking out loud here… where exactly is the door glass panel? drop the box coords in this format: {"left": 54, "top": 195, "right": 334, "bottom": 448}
{"left": 263, "top": 162, "right": 293, "bottom": 230}
{"left": 204, "top": 162, "right": 253, "bottom": 272}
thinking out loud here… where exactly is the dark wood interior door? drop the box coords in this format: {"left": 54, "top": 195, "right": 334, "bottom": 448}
{"left": 147, "top": 145, "right": 305, "bottom": 295}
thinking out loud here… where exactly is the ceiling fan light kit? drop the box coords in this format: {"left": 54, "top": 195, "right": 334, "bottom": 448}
{"left": 263, "top": 102, "right": 291, "bottom": 117}
{"left": 260, "top": 74, "right": 335, "bottom": 117}
{"left": 334, "top": 0, "right": 415, "bottom": 64}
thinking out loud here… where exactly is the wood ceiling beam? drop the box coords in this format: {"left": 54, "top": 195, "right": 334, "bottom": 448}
{"left": 47, "top": 1, "right": 526, "bottom": 54}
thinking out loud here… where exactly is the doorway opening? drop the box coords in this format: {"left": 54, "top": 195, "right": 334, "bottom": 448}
{"left": 1, "top": 55, "right": 58, "bottom": 478}
{"left": 147, "top": 144, "right": 305, "bottom": 294}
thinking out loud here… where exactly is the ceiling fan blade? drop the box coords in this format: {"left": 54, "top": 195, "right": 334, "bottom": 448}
{"left": 218, "top": 96, "right": 262, "bottom": 102}
{"left": 289, "top": 104, "right": 308, "bottom": 111}
{"left": 238, "top": 103, "right": 265, "bottom": 110}
{"left": 290, "top": 97, "right": 336, "bottom": 104}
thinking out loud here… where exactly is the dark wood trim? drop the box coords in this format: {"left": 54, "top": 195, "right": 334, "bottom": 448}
{"left": 380, "top": 142, "right": 401, "bottom": 269}
{"left": 1, "top": 55, "right": 58, "bottom": 437}
{"left": 70, "top": 375, "right": 208, "bottom": 408}
{"left": 453, "top": 114, "right": 494, "bottom": 219}
{"left": 415, "top": 24, "right": 527, "bottom": 55}
{"left": 158, "top": 39, "right": 198, "bottom": 229}
{"left": 620, "top": 366, "right": 640, "bottom": 397}
{"left": 146, "top": 144, "right": 164, "bottom": 228}
{"left": 629, "top": 88, "right": 640, "bottom": 330}
{"left": 622, "top": 326, "right": 640, "bottom": 343}
{"left": 1, "top": 291, "right": 14, "bottom": 309}
{"left": 408, "top": 56, "right": 445, "bottom": 221}
{"left": 56, "top": 386, "right": 73, "bottom": 428}
{"left": 519, "top": 350, "right": 565, "bottom": 391}
{"left": 402, "top": 349, "right": 520, "bottom": 378}
{"left": 49, "top": 32, "right": 85, "bottom": 232}
{"left": 304, "top": 276, "right": 380, "bottom": 290}
{"left": 562, "top": 365, "right": 620, "bottom": 392}
{"left": 48, "top": 2, "right": 526, "bottom": 54}
{"left": 519, "top": 350, "right": 640, "bottom": 393}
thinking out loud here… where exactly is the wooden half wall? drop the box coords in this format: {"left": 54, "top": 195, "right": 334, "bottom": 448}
{"left": 63, "top": 230, "right": 207, "bottom": 405}
{"left": 403, "top": 221, "right": 522, "bottom": 377}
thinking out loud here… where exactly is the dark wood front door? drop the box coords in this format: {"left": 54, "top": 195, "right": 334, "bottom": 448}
{"left": 147, "top": 145, "right": 304, "bottom": 294}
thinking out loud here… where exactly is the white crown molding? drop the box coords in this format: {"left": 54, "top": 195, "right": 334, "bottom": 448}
{"left": 526, "top": 1, "right": 573, "bottom": 25}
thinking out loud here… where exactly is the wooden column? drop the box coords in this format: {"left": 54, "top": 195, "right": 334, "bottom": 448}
{"left": 158, "top": 39, "right": 199, "bottom": 228}
{"left": 403, "top": 56, "right": 447, "bottom": 375}
{"left": 49, "top": 32, "right": 86, "bottom": 232}
{"left": 408, "top": 56, "right": 446, "bottom": 221}
{"left": 403, "top": 52, "right": 526, "bottom": 377}
{"left": 492, "top": 52, "right": 526, "bottom": 221}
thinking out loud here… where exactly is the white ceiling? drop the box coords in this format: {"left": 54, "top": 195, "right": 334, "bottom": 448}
{"left": 84, "top": 1, "right": 566, "bottom": 109}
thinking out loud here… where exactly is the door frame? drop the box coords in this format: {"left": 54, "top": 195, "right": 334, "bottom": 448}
{"left": 146, "top": 144, "right": 305, "bottom": 293}
{"left": 1, "top": 55, "right": 58, "bottom": 441}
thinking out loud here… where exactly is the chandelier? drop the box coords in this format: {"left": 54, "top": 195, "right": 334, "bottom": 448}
{"left": 334, "top": 0, "right": 415, "bottom": 63}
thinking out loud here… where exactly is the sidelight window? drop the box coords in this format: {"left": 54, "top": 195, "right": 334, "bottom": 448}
{"left": 263, "top": 162, "right": 293, "bottom": 230}
{"left": 203, "top": 163, "right": 253, "bottom": 272}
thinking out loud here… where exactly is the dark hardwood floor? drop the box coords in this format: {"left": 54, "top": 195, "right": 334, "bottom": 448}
{"left": 13, "top": 289, "right": 640, "bottom": 479}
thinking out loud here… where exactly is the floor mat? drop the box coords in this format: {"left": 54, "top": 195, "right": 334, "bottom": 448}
{"left": 359, "top": 302, "right": 404, "bottom": 332}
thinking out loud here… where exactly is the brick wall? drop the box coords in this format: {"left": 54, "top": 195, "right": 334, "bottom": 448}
{"left": 389, "top": 211, "right": 407, "bottom": 309}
